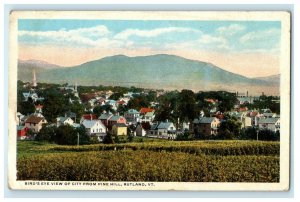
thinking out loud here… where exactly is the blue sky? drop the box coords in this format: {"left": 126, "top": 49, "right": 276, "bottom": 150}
{"left": 18, "top": 19, "right": 281, "bottom": 77}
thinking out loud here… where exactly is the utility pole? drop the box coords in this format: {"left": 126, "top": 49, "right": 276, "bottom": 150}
{"left": 77, "top": 132, "right": 80, "bottom": 146}
{"left": 256, "top": 128, "right": 259, "bottom": 141}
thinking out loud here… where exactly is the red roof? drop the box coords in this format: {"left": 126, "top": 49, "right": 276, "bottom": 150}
{"left": 82, "top": 114, "right": 98, "bottom": 120}
{"left": 35, "top": 104, "right": 43, "bottom": 109}
{"left": 239, "top": 107, "right": 248, "bottom": 112}
{"left": 117, "top": 100, "right": 126, "bottom": 105}
{"left": 25, "top": 116, "right": 45, "bottom": 124}
{"left": 139, "top": 108, "right": 154, "bottom": 114}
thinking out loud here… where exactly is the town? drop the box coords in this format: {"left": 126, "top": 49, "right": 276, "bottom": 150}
{"left": 16, "top": 70, "right": 280, "bottom": 144}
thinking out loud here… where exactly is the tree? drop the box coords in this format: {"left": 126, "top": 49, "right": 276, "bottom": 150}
{"left": 178, "top": 90, "right": 197, "bottom": 122}
{"left": 54, "top": 125, "right": 89, "bottom": 145}
{"left": 127, "top": 95, "right": 150, "bottom": 110}
{"left": 240, "top": 127, "right": 257, "bottom": 140}
{"left": 103, "top": 132, "right": 115, "bottom": 144}
{"left": 42, "top": 88, "right": 68, "bottom": 122}
{"left": 218, "top": 115, "right": 241, "bottom": 139}
{"left": 109, "top": 92, "right": 123, "bottom": 100}
{"left": 93, "top": 105, "right": 105, "bottom": 116}
{"left": 155, "top": 91, "right": 179, "bottom": 123}
{"left": 117, "top": 104, "right": 128, "bottom": 116}
{"left": 258, "top": 129, "right": 280, "bottom": 141}
{"left": 35, "top": 124, "right": 56, "bottom": 142}
{"left": 18, "top": 101, "right": 35, "bottom": 115}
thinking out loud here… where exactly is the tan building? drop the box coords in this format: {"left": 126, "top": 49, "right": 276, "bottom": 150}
{"left": 193, "top": 117, "right": 220, "bottom": 137}
{"left": 25, "top": 115, "right": 47, "bottom": 133}
{"left": 112, "top": 123, "right": 127, "bottom": 136}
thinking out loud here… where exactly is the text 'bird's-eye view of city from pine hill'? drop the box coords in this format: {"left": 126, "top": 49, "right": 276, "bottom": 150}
{"left": 15, "top": 18, "right": 282, "bottom": 183}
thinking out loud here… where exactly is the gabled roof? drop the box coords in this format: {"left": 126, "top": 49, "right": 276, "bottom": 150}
{"left": 259, "top": 118, "right": 280, "bottom": 124}
{"left": 109, "top": 115, "right": 123, "bottom": 121}
{"left": 57, "top": 117, "right": 72, "bottom": 123}
{"left": 145, "top": 111, "right": 155, "bottom": 116}
{"left": 117, "top": 100, "right": 126, "bottom": 105}
{"left": 157, "top": 122, "right": 174, "bottom": 129}
{"left": 25, "top": 115, "right": 45, "bottom": 124}
{"left": 140, "top": 108, "right": 154, "bottom": 114}
{"left": 193, "top": 117, "right": 217, "bottom": 124}
{"left": 263, "top": 113, "right": 274, "bottom": 117}
{"left": 82, "top": 114, "right": 98, "bottom": 120}
{"left": 127, "top": 109, "right": 139, "bottom": 114}
{"left": 17, "top": 125, "right": 27, "bottom": 130}
{"left": 99, "top": 113, "right": 113, "bottom": 120}
{"left": 113, "top": 123, "right": 127, "bottom": 128}
{"left": 82, "top": 119, "right": 105, "bottom": 129}
{"left": 150, "top": 123, "right": 159, "bottom": 130}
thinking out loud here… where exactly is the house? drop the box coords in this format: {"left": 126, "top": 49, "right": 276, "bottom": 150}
{"left": 134, "top": 122, "right": 151, "bottom": 136}
{"left": 112, "top": 123, "right": 127, "bottom": 136}
{"left": 22, "top": 91, "right": 44, "bottom": 102}
{"left": 258, "top": 118, "right": 280, "bottom": 132}
{"left": 16, "top": 112, "right": 25, "bottom": 125}
{"left": 248, "top": 111, "right": 261, "bottom": 126}
{"left": 262, "top": 113, "right": 276, "bottom": 118}
{"left": 117, "top": 100, "right": 126, "bottom": 106}
{"left": 148, "top": 123, "right": 159, "bottom": 136}
{"left": 106, "top": 100, "right": 117, "bottom": 110}
{"left": 82, "top": 119, "right": 107, "bottom": 141}
{"left": 99, "top": 113, "right": 114, "bottom": 127}
{"left": 80, "top": 114, "right": 98, "bottom": 124}
{"left": 107, "top": 115, "right": 126, "bottom": 129}
{"left": 140, "top": 111, "right": 155, "bottom": 123}
{"left": 156, "top": 121, "right": 176, "bottom": 139}
{"left": 17, "top": 126, "right": 29, "bottom": 140}
{"left": 56, "top": 116, "right": 74, "bottom": 127}
{"left": 193, "top": 117, "right": 220, "bottom": 137}
{"left": 65, "top": 111, "right": 77, "bottom": 122}
{"left": 139, "top": 108, "right": 154, "bottom": 115}
{"left": 124, "top": 109, "right": 140, "bottom": 123}
{"left": 35, "top": 104, "right": 43, "bottom": 113}
{"left": 25, "top": 115, "right": 47, "bottom": 133}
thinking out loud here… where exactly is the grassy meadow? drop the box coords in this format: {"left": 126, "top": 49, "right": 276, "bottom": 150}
{"left": 17, "top": 139, "right": 280, "bottom": 182}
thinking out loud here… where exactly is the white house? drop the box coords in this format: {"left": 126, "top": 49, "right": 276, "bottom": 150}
{"left": 82, "top": 119, "right": 107, "bottom": 141}
{"left": 134, "top": 124, "right": 147, "bottom": 137}
{"left": 124, "top": 109, "right": 140, "bottom": 124}
{"left": 258, "top": 118, "right": 280, "bottom": 133}
{"left": 140, "top": 111, "right": 155, "bottom": 123}
{"left": 156, "top": 121, "right": 176, "bottom": 139}
{"left": 56, "top": 116, "right": 74, "bottom": 127}
{"left": 82, "top": 119, "right": 106, "bottom": 135}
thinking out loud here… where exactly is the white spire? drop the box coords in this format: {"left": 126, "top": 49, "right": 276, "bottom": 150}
{"left": 32, "top": 69, "right": 37, "bottom": 87}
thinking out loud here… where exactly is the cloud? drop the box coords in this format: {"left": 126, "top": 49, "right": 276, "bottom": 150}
{"left": 239, "top": 28, "right": 280, "bottom": 45}
{"left": 114, "top": 27, "right": 201, "bottom": 40}
{"left": 217, "top": 24, "right": 246, "bottom": 36}
{"left": 19, "top": 25, "right": 111, "bottom": 47}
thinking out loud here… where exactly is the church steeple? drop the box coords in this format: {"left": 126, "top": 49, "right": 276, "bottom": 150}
{"left": 32, "top": 69, "right": 37, "bottom": 87}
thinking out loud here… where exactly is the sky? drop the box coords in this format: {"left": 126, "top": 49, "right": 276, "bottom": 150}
{"left": 18, "top": 19, "right": 281, "bottom": 78}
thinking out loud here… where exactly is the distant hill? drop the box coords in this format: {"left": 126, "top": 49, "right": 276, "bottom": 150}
{"left": 18, "top": 59, "right": 62, "bottom": 82}
{"left": 254, "top": 74, "right": 280, "bottom": 84}
{"left": 18, "top": 54, "right": 280, "bottom": 95}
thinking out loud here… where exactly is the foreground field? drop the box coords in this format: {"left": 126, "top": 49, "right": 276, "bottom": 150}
{"left": 17, "top": 140, "right": 280, "bottom": 182}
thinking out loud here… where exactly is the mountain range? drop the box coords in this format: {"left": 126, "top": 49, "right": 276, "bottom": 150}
{"left": 18, "top": 54, "right": 280, "bottom": 95}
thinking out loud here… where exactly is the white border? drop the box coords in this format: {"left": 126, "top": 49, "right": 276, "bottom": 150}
{"left": 7, "top": 10, "right": 290, "bottom": 191}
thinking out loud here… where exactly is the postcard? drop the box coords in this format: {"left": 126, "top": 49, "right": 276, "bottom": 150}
{"left": 8, "top": 11, "right": 290, "bottom": 191}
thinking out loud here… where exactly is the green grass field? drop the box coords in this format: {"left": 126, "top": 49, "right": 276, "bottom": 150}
{"left": 17, "top": 140, "right": 280, "bottom": 182}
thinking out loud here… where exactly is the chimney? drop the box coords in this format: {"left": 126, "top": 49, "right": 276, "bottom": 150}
{"left": 246, "top": 91, "right": 248, "bottom": 97}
